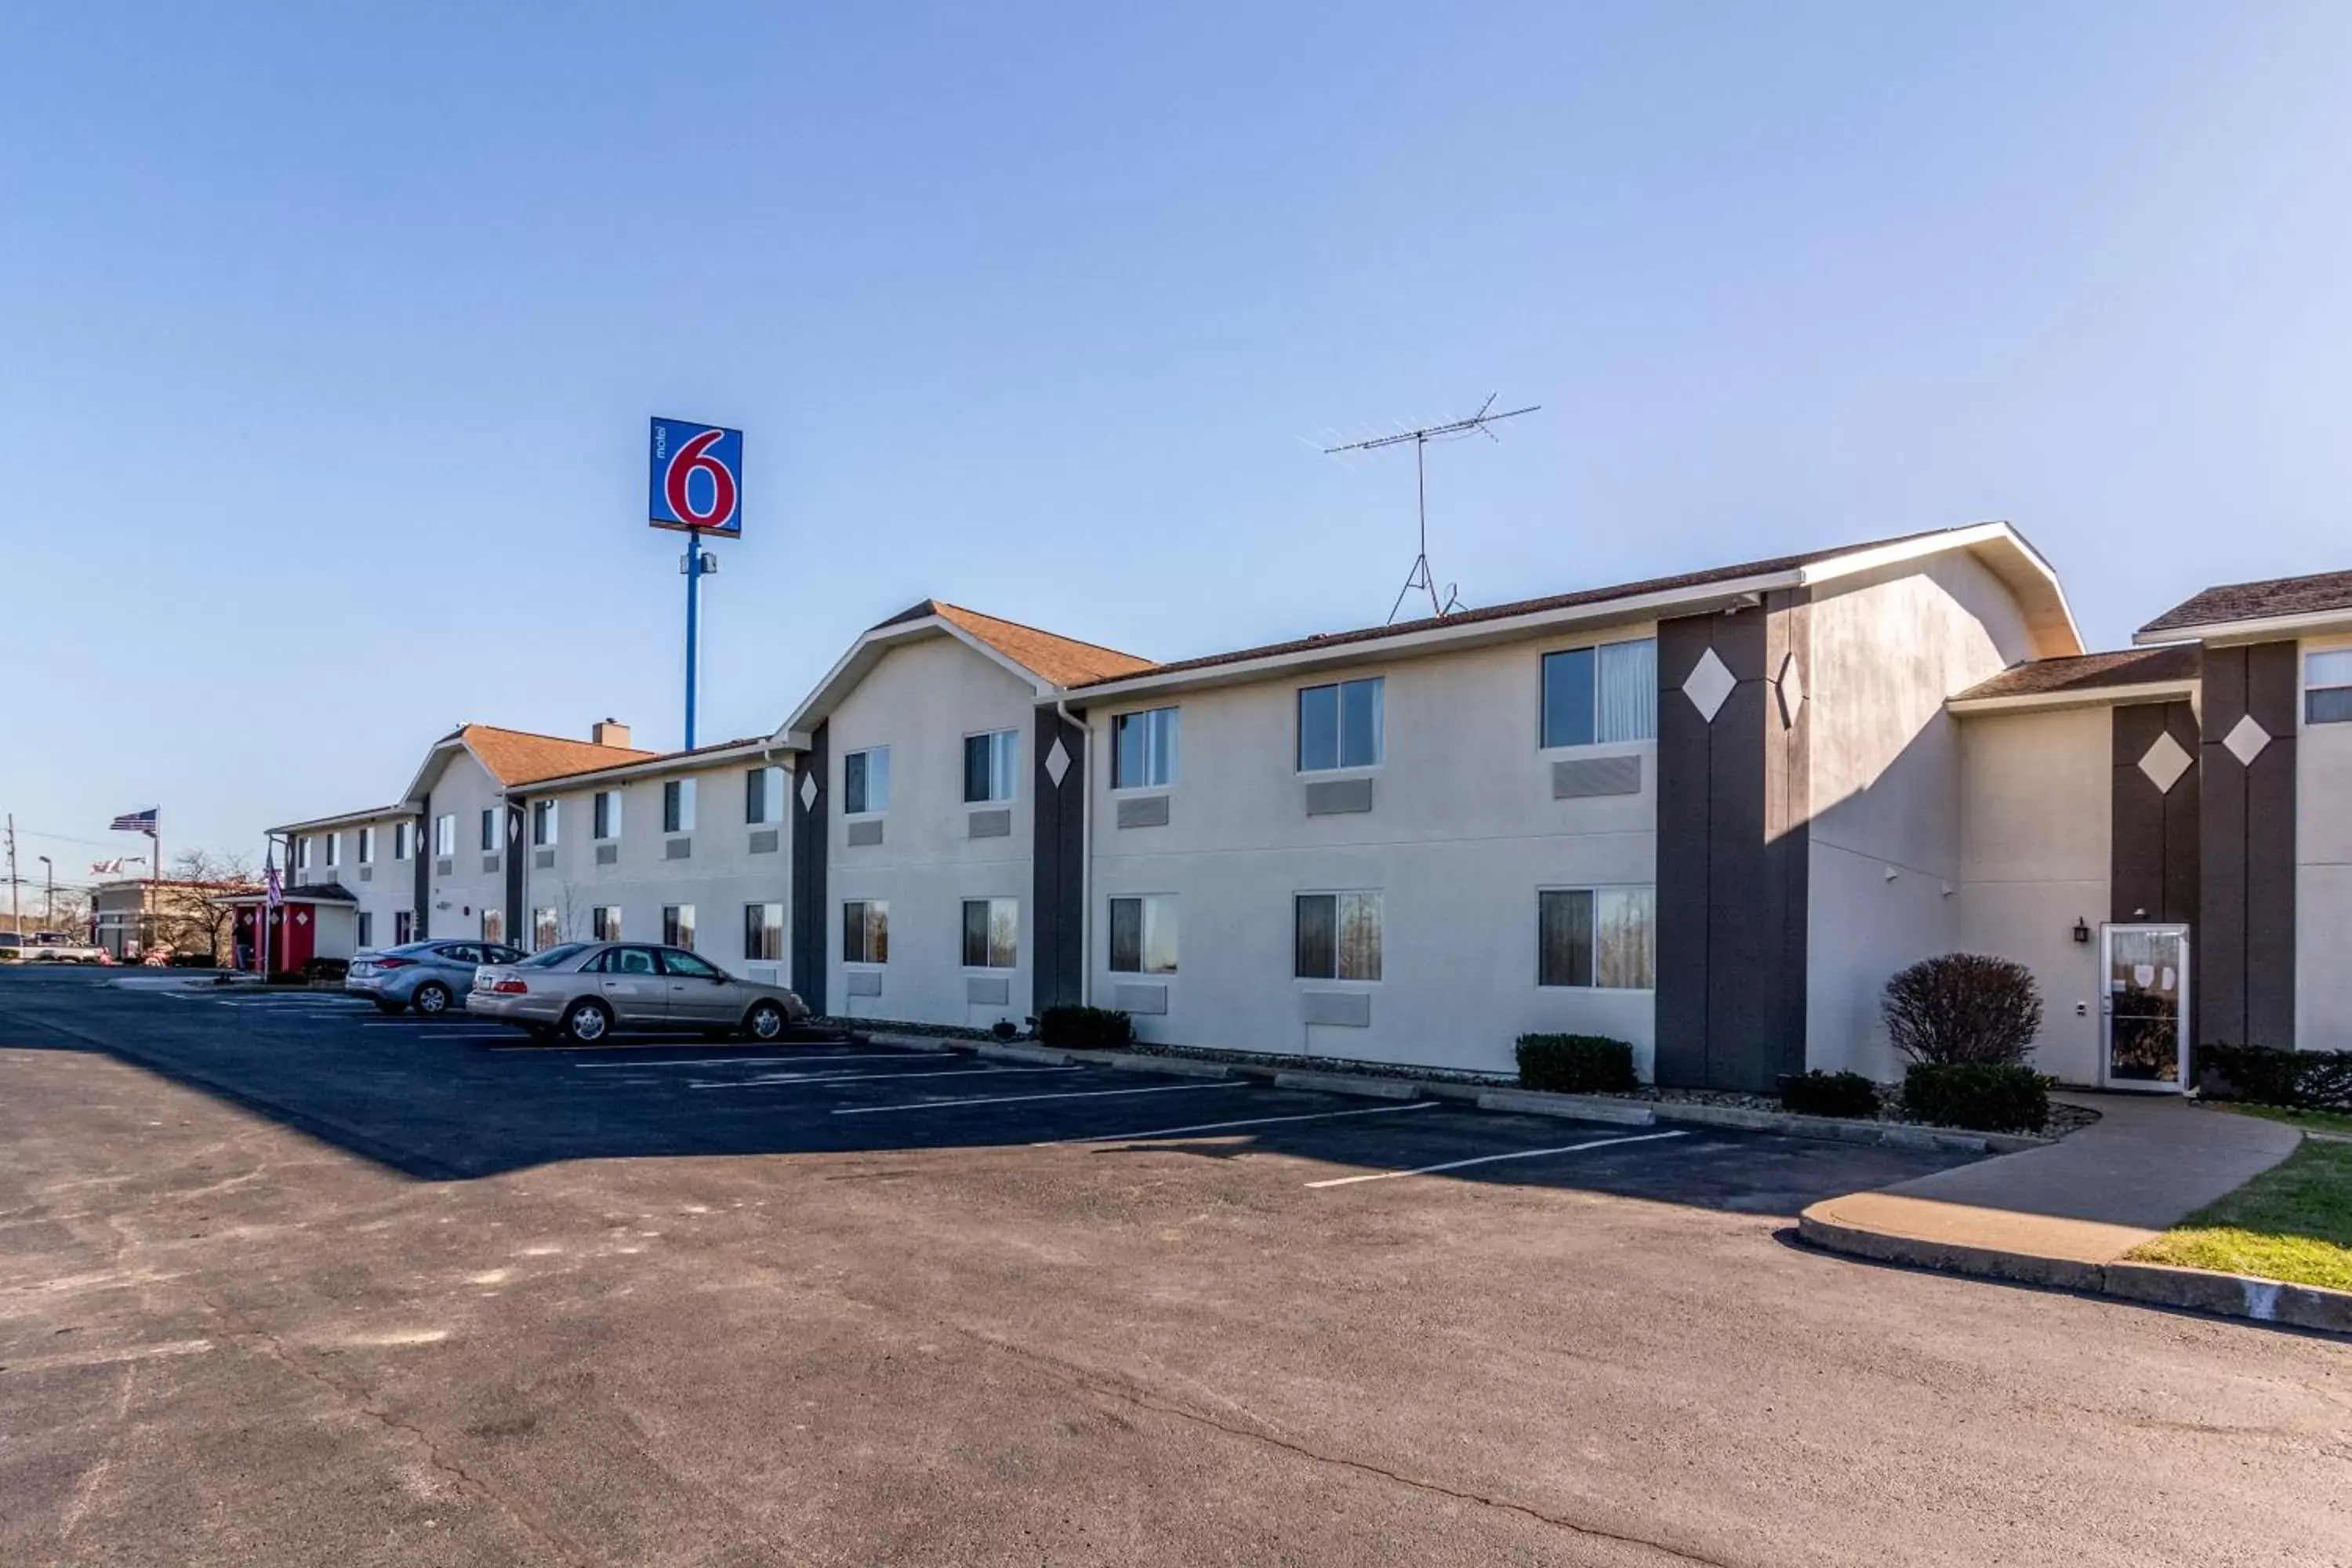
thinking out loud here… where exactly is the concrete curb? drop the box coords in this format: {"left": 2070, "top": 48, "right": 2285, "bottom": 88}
{"left": 1797, "top": 1207, "right": 2352, "bottom": 1337}
{"left": 1271, "top": 1071, "right": 1421, "bottom": 1100}
{"left": 1475, "top": 1089, "right": 1655, "bottom": 1126}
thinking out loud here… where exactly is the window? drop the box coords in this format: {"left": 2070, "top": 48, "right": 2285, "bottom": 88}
{"left": 1113, "top": 708, "right": 1179, "bottom": 789}
{"left": 662, "top": 904, "right": 696, "bottom": 949}
{"left": 844, "top": 747, "right": 890, "bottom": 814}
{"left": 394, "top": 911, "right": 413, "bottom": 943}
{"left": 961, "top": 898, "right": 1018, "bottom": 968}
{"left": 964, "top": 731, "right": 1019, "bottom": 804}
{"left": 358, "top": 826, "right": 375, "bottom": 864}
{"left": 744, "top": 902, "right": 784, "bottom": 960}
{"left": 592, "top": 906, "right": 622, "bottom": 942}
{"left": 1298, "top": 678, "right": 1384, "bottom": 771}
{"left": 661, "top": 949, "right": 724, "bottom": 979}
{"left": 745, "top": 766, "right": 783, "bottom": 824}
{"left": 1541, "top": 638, "right": 1658, "bottom": 747}
{"left": 533, "top": 907, "right": 560, "bottom": 950}
{"left": 1295, "top": 892, "right": 1381, "bottom": 980}
{"left": 663, "top": 779, "right": 696, "bottom": 833}
{"left": 394, "top": 822, "right": 412, "bottom": 859}
{"left": 434, "top": 815, "right": 456, "bottom": 856}
{"left": 591, "top": 946, "right": 659, "bottom": 975}
{"left": 2308, "top": 649, "right": 2352, "bottom": 725}
{"left": 481, "top": 808, "right": 499, "bottom": 851}
{"left": 1109, "top": 895, "right": 1178, "bottom": 975}
{"left": 356, "top": 912, "right": 373, "bottom": 949}
{"left": 843, "top": 900, "right": 889, "bottom": 964}
{"left": 296, "top": 836, "right": 312, "bottom": 871}
{"left": 520, "top": 942, "right": 586, "bottom": 968}
{"left": 1537, "top": 887, "right": 1657, "bottom": 989}
{"left": 481, "top": 909, "right": 504, "bottom": 944}
{"left": 593, "top": 789, "right": 620, "bottom": 840}
{"left": 323, "top": 832, "right": 339, "bottom": 868}
{"left": 532, "top": 799, "right": 558, "bottom": 847}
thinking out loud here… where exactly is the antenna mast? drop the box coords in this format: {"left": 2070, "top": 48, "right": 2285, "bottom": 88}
{"left": 1323, "top": 394, "right": 1539, "bottom": 623}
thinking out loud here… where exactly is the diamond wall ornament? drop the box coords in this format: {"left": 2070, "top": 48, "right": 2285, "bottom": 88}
{"left": 2223, "top": 713, "right": 2271, "bottom": 768}
{"left": 799, "top": 771, "right": 818, "bottom": 811}
{"left": 1044, "top": 736, "right": 1072, "bottom": 787}
{"left": 2136, "top": 730, "right": 2192, "bottom": 794}
{"left": 1682, "top": 648, "right": 1737, "bottom": 724}
{"left": 1774, "top": 652, "right": 1805, "bottom": 729}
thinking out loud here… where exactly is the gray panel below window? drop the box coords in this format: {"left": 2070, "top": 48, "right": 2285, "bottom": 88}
{"left": 1552, "top": 754, "right": 1643, "bottom": 799}
{"left": 594, "top": 843, "right": 619, "bottom": 866}
{"left": 1116, "top": 794, "right": 1171, "bottom": 829}
{"left": 533, "top": 848, "right": 555, "bottom": 869}
{"left": 481, "top": 855, "right": 500, "bottom": 874}
{"left": 1304, "top": 778, "right": 1374, "bottom": 816}
{"left": 967, "top": 808, "right": 1012, "bottom": 839}
{"left": 435, "top": 858, "right": 454, "bottom": 877}
{"left": 358, "top": 866, "right": 372, "bottom": 882}
{"left": 1112, "top": 982, "right": 1168, "bottom": 1015}
{"left": 749, "top": 829, "right": 779, "bottom": 855}
{"left": 1298, "top": 989, "right": 1372, "bottom": 1026}
{"left": 846, "top": 819, "right": 884, "bottom": 848}
{"left": 845, "top": 970, "right": 883, "bottom": 997}
{"left": 664, "top": 837, "right": 692, "bottom": 860}
{"left": 966, "top": 975, "right": 1011, "bottom": 1006}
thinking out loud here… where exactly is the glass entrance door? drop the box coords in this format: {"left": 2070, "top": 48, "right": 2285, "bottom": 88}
{"left": 2101, "top": 925, "right": 2190, "bottom": 1091}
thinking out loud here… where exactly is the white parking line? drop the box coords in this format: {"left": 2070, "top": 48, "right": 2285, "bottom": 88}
{"left": 834, "top": 1081, "right": 1247, "bottom": 1116}
{"left": 1304, "top": 1131, "right": 1687, "bottom": 1189}
{"left": 568, "top": 1051, "right": 924, "bottom": 1069}
{"left": 691, "top": 1065, "right": 1080, "bottom": 1091}
{"left": 1036, "top": 1098, "right": 1439, "bottom": 1147}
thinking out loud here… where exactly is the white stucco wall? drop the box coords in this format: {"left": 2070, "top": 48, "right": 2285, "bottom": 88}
{"left": 1955, "top": 706, "right": 2111, "bottom": 1085}
{"left": 827, "top": 634, "right": 1040, "bottom": 1030}
{"left": 335, "top": 811, "right": 419, "bottom": 950}
{"left": 519, "top": 755, "right": 795, "bottom": 986}
{"left": 2298, "top": 633, "right": 2352, "bottom": 1051}
{"left": 1805, "top": 553, "right": 2037, "bottom": 1078}
{"left": 1087, "top": 623, "right": 1660, "bottom": 1076}
{"left": 417, "top": 750, "right": 512, "bottom": 942}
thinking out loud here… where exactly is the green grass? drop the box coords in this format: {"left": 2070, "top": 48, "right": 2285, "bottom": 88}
{"left": 2128, "top": 1139, "right": 2352, "bottom": 1293}
{"left": 2213, "top": 1102, "right": 2352, "bottom": 1138}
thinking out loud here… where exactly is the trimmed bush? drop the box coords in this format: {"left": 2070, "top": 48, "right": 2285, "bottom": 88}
{"left": 267, "top": 969, "right": 307, "bottom": 986}
{"left": 1882, "top": 953, "right": 2043, "bottom": 1065}
{"left": 1515, "top": 1033, "right": 1638, "bottom": 1094}
{"left": 2196, "top": 1044, "right": 2352, "bottom": 1110}
{"left": 303, "top": 957, "right": 350, "bottom": 982}
{"left": 989, "top": 1018, "right": 1018, "bottom": 1041}
{"left": 1900, "top": 1062, "right": 2049, "bottom": 1133}
{"left": 1780, "top": 1069, "right": 1882, "bottom": 1120}
{"left": 1037, "top": 1005, "right": 1134, "bottom": 1050}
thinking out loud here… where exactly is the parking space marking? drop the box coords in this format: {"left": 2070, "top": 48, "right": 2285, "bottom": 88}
{"left": 833, "top": 1081, "right": 1247, "bottom": 1116}
{"left": 689, "top": 1065, "right": 1081, "bottom": 1091}
{"left": 1035, "top": 1098, "right": 1439, "bottom": 1147}
{"left": 568, "top": 1052, "right": 925, "bottom": 1069}
{"left": 1304, "top": 1130, "right": 1687, "bottom": 1189}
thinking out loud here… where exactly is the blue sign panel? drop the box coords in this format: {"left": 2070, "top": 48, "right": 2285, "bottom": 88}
{"left": 648, "top": 418, "right": 743, "bottom": 535}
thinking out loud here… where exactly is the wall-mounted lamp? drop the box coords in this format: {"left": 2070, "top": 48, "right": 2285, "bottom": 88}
{"left": 2072, "top": 918, "right": 2092, "bottom": 945}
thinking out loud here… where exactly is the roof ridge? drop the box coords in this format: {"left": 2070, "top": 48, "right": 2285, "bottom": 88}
{"left": 929, "top": 601, "right": 1153, "bottom": 664}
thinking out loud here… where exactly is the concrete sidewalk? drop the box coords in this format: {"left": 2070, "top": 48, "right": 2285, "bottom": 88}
{"left": 1802, "top": 1094, "right": 2352, "bottom": 1334}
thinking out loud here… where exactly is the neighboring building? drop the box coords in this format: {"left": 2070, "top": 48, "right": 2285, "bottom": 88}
{"left": 91, "top": 877, "right": 257, "bottom": 961}
{"left": 224, "top": 883, "right": 361, "bottom": 971}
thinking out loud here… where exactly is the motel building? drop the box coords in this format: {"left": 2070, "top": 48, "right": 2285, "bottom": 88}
{"left": 272, "top": 525, "right": 2351, "bottom": 1091}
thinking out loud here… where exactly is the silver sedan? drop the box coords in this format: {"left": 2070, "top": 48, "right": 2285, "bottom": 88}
{"left": 464, "top": 941, "right": 811, "bottom": 1045}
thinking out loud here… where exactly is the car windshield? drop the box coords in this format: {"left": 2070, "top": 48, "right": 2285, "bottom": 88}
{"left": 518, "top": 944, "right": 588, "bottom": 969}
{"left": 382, "top": 942, "right": 437, "bottom": 956}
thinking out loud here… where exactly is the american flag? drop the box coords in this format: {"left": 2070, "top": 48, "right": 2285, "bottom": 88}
{"left": 264, "top": 853, "right": 284, "bottom": 909}
{"left": 109, "top": 808, "right": 159, "bottom": 833}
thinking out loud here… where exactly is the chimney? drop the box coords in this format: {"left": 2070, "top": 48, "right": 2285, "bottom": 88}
{"left": 593, "top": 719, "right": 632, "bottom": 749}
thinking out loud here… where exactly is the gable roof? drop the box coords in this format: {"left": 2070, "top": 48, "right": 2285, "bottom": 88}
{"left": 1949, "top": 644, "right": 2201, "bottom": 710}
{"left": 510, "top": 735, "right": 782, "bottom": 793}
{"left": 2136, "top": 568, "right": 2352, "bottom": 641}
{"left": 458, "top": 724, "right": 661, "bottom": 786}
{"left": 875, "top": 601, "right": 1155, "bottom": 687}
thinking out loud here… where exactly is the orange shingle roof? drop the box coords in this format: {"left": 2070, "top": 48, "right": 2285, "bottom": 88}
{"left": 875, "top": 601, "right": 1155, "bottom": 688}
{"left": 459, "top": 724, "right": 660, "bottom": 786}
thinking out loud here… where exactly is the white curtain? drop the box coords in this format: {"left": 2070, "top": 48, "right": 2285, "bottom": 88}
{"left": 1595, "top": 639, "right": 1657, "bottom": 743}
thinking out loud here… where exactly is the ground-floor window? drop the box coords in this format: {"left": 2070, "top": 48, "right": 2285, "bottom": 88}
{"left": 744, "top": 902, "right": 784, "bottom": 960}
{"left": 592, "top": 906, "right": 621, "bottom": 942}
{"left": 662, "top": 904, "right": 696, "bottom": 950}
{"left": 394, "top": 911, "right": 413, "bottom": 944}
{"left": 1295, "top": 892, "right": 1381, "bottom": 981}
{"left": 356, "top": 912, "right": 373, "bottom": 949}
{"left": 1537, "top": 887, "right": 1657, "bottom": 989}
{"left": 481, "top": 909, "right": 504, "bottom": 945}
{"left": 961, "top": 898, "right": 1018, "bottom": 969}
{"left": 533, "top": 907, "right": 560, "bottom": 951}
{"left": 1109, "top": 895, "right": 1178, "bottom": 974}
{"left": 843, "top": 900, "right": 888, "bottom": 964}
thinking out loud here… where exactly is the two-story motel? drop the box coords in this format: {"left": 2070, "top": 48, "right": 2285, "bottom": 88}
{"left": 271, "top": 524, "right": 2352, "bottom": 1092}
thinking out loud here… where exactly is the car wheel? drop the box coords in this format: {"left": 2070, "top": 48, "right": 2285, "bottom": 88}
{"left": 561, "top": 1000, "right": 613, "bottom": 1045}
{"left": 373, "top": 998, "right": 406, "bottom": 1016}
{"left": 412, "top": 981, "right": 453, "bottom": 1017}
{"left": 744, "top": 1000, "right": 788, "bottom": 1042}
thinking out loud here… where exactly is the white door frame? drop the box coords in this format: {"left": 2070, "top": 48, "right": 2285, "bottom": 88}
{"left": 2100, "top": 923, "right": 2191, "bottom": 1093}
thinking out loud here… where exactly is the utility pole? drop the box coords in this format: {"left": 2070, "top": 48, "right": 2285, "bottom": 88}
{"left": 38, "top": 855, "right": 53, "bottom": 927}
{"left": 5, "top": 814, "right": 17, "bottom": 935}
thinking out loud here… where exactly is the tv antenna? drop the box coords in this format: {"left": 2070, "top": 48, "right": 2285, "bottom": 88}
{"left": 1322, "top": 394, "right": 1539, "bottom": 622}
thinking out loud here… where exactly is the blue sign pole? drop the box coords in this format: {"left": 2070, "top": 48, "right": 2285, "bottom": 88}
{"left": 684, "top": 532, "right": 703, "bottom": 750}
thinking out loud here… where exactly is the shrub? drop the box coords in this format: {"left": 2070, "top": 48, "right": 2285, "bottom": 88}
{"left": 303, "top": 957, "right": 350, "bottom": 982}
{"left": 989, "top": 1018, "right": 1018, "bottom": 1041}
{"left": 1882, "top": 953, "right": 2043, "bottom": 1065}
{"left": 1515, "top": 1033, "right": 1638, "bottom": 1094}
{"left": 1780, "top": 1069, "right": 1882, "bottom": 1120}
{"left": 267, "top": 969, "right": 307, "bottom": 986}
{"left": 166, "top": 953, "right": 218, "bottom": 968}
{"left": 2196, "top": 1044, "right": 2352, "bottom": 1110}
{"left": 1037, "top": 1005, "right": 1134, "bottom": 1049}
{"left": 1900, "top": 1062, "right": 2049, "bottom": 1133}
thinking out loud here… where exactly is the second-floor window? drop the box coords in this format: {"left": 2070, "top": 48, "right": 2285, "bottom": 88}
{"left": 1542, "top": 637, "right": 1658, "bottom": 747}
{"left": 532, "top": 800, "right": 558, "bottom": 847}
{"left": 2308, "top": 648, "right": 2352, "bottom": 725}
{"left": 434, "top": 815, "right": 455, "bottom": 856}
{"left": 663, "top": 779, "right": 697, "bottom": 833}
{"left": 593, "top": 789, "right": 620, "bottom": 840}
{"left": 1113, "top": 708, "right": 1178, "bottom": 789}
{"left": 964, "top": 731, "right": 1019, "bottom": 804}
{"left": 1298, "top": 677, "right": 1384, "bottom": 772}
{"left": 323, "top": 832, "right": 339, "bottom": 868}
{"left": 296, "top": 836, "right": 312, "bottom": 870}
{"left": 480, "top": 808, "right": 499, "bottom": 851}
{"left": 746, "top": 765, "right": 784, "bottom": 824}
{"left": 844, "top": 748, "right": 890, "bottom": 814}
{"left": 393, "top": 821, "right": 412, "bottom": 859}
{"left": 357, "top": 826, "right": 374, "bottom": 864}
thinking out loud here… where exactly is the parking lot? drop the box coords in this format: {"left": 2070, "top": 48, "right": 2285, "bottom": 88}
{"left": 3, "top": 967, "right": 2347, "bottom": 1566}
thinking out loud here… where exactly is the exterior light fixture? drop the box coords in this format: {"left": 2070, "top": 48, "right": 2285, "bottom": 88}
{"left": 2072, "top": 918, "right": 2092, "bottom": 945}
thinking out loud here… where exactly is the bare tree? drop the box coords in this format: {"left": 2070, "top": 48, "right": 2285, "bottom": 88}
{"left": 165, "top": 849, "right": 259, "bottom": 964}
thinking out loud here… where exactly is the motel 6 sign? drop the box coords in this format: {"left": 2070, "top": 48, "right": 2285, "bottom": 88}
{"left": 648, "top": 418, "right": 743, "bottom": 535}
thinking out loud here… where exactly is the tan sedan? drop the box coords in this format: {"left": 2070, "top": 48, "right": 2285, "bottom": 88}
{"left": 466, "top": 941, "right": 811, "bottom": 1045}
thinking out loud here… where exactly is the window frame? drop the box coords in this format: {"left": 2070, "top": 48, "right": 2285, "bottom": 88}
{"left": 357, "top": 826, "right": 375, "bottom": 865}
{"left": 960, "top": 897, "right": 1019, "bottom": 970}
{"left": 593, "top": 789, "right": 620, "bottom": 841}
{"left": 1536, "top": 884, "right": 1658, "bottom": 992}
{"left": 1112, "top": 707, "right": 1180, "bottom": 791}
{"left": 1540, "top": 636, "right": 1660, "bottom": 750}
{"left": 1293, "top": 891, "right": 1382, "bottom": 982}
{"left": 1296, "top": 677, "right": 1385, "bottom": 774}
{"left": 481, "top": 909, "right": 504, "bottom": 945}
{"left": 394, "top": 822, "right": 412, "bottom": 860}
{"left": 434, "top": 815, "right": 456, "bottom": 856}
{"left": 963, "top": 730, "right": 1021, "bottom": 805}
{"left": 532, "top": 906, "right": 560, "bottom": 951}
{"left": 356, "top": 912, "right": 372, "bottom": 949}
{"left": 1107, "top": 893, "right": 1178, "bottom": 975}
{"left": 745, "top": 765, "right": 783, "bottom": 825}
{"left": 531, "top": 799, "right": 558, "bottom": 848}
{"left": 842, "top": 899, "right": 889, "bottom": 965}
{"left": 2306, "top": 644, "right": 2352, "bottom": 727}
{"left": 591, "top": 906, "right": 622, "bottom": 942}
{"left": 480, "top": 808, "right": 499, "bottom": 853}
{"left": 662, "top": 779, "right": 697, "bottom": 834}
{"left": 843, "top": 747, "right": 891, "bottom": 816}
{"left": 661, "top": 903, "right": 697, "bottom": 950}
{"left": 743, "top": 902, "right": 784, "bottom": 961}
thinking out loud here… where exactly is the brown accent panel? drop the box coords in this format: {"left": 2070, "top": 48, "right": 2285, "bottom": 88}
{"left": 790, "top": 720, "right": 828, "bottom": 1011}
{"left": 1653, "top": 618, "right": 1714, "bottom": 1088}
{"left": 2198, "top": 650, "right": 2249, "bottom": 1044}
{"left": 413, "top": 804, "right": 431, "bottom": 938}
{"left": 1030, "top": 706, "right": 1087, "bottom": 1011}
{"left": 2198, "top": 643, "right": 2298, "bottom": 1047}
{"left": 2110, "top": 702, "right": 2200, "bottom": 925}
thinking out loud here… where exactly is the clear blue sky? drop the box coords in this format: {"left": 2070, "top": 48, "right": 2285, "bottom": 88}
{"left": 5, "top": 2, "right": 2349, "bottom": 879}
